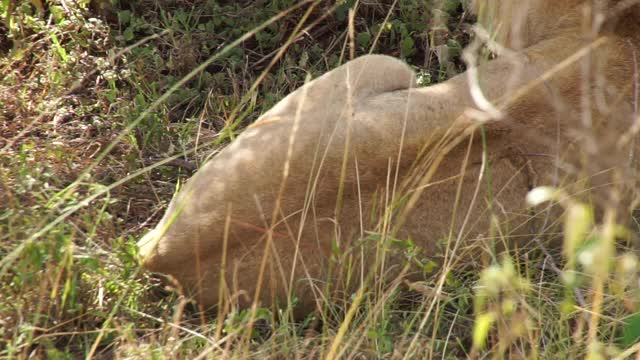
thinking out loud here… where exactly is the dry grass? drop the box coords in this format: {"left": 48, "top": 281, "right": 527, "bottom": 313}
{"left": 1, "top": 0, "right": 640, "bottom": 358}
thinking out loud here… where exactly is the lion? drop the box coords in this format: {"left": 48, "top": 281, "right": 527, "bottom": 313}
{"left": 137, "top": 0, "right": 640, "bottom": 314}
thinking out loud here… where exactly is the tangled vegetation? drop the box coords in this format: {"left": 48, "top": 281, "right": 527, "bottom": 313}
{"left": 2, "top": 0, "right": 640, "bottom": 358}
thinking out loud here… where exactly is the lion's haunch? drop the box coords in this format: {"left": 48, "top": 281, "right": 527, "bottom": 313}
{"left": 137, "top": 0, "right": 640, "bottom": 313}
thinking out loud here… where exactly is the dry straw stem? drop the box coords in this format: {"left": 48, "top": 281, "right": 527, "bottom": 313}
{"left": 235, "top": 2, "right": 326, "bottom": 349}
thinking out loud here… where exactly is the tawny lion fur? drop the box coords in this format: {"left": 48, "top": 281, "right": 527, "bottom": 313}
{"left": 138, "top": 0, "right": 640, "bottom": 313}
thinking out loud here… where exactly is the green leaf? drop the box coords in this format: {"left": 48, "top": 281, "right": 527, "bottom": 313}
{"left": 422, "top": 259, "right": 437, "bottom": 274}
{"left": 49, "top": 5, "right": 65, "bottom": 24}
{"left": 622, "top": 312, "right": 640, "bottom": 348}
{"left": 356, "top": 32, "right": 371, "bottom": 48}
{"left": 123, "top": 27, "right": 135, "bottom": 41}
{"left": 49, "top": 32, "right": 67, "bottom": 62}
{"left": 443, "top": 0, "right": 461, "bottom": 14}
{"left": 401, "top": 36, "right": 415, "bottom": 57}
{"left": 117, "top": 10, "right": 132, "bottom": 25}
{"left": 336, "top": 0, "right": 356, "bottom": 21}
{"left": 77, "top": 255, "right": 100, "bottom": 271}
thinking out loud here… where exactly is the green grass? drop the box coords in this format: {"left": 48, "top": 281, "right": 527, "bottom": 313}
{"left": 1, "top": 0, "right": 640, "bottom": 358}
